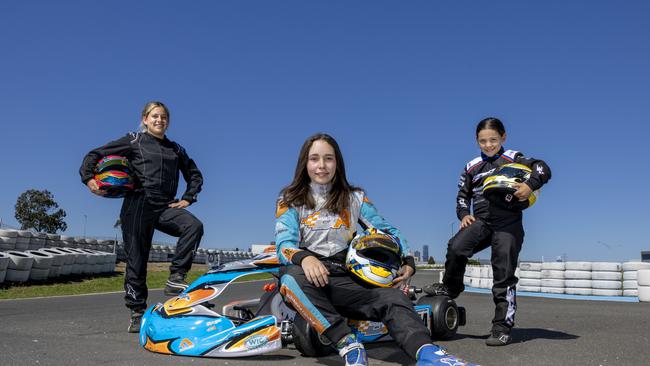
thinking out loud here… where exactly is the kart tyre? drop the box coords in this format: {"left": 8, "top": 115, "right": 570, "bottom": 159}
{"left": 565, "top": 261, "right": 592, "bottom": 271}
{"left": 592, "top": 271, "right": 622, "bottom": 281}
{"left": 291, "top": 314, "right": 333, "bottom": 357}
{"left": 622, "top": 262, "right": 650, "bottom": 272}
{"left": 592, "top": 262, "right": 622, "bottom": 272}
{"left": 416, "top": 295, "right": 459, "bottom": 340}
{"left": 564, "top": 270, "right": 591, "bottom": 280}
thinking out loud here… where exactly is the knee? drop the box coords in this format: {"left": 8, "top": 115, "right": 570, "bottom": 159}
{"left": 186, "top": 218, "right": 203, "bottom": 236}
{"left": 377, "top": 288, "right": 413, "bottom": 309}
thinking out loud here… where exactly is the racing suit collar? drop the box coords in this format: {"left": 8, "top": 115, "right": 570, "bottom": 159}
{"left": 309, "top": 182, "right": 332, "bottom": 198}
{"left": 481, "top": 147, "right": 505, "bottom": 162}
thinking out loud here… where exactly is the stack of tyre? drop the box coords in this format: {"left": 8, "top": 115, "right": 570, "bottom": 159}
{"left": 590, "top": 262, "right": 623, "bottom": 296}
{"left": 564, "top": 261, "right": 593, "bottom": 296}
{"left": 518, "top": 262, "right": 542, "bottom": 292}
{"left": 638, "top": 269, "right": 650, "bottom": 302}
{"left": 622, "top": 262, "right": 650, "bottom": 298}
{"left": 540, "top": 262, "right": 566, "bottom": 294}
{"left": 462, "top": 266, "right": 483, "bottom": 289}
{"left": 0, "top": 229, "right": 18, "bottom": 251}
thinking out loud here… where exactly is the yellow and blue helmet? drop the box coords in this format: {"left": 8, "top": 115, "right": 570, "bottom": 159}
{"left": 482, "top": 163, "right": 538, "bottom": 210}
{"left": 346, "top": 230, "right": 402, "bottom": 287}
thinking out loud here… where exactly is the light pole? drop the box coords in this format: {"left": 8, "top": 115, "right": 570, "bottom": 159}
{"left": 450, "top": 221, "right": 455, "bottom": 236}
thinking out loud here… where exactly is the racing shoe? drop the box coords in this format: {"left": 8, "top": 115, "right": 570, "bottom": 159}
{"left": 128, "top": 309, "right": 144, "bottom": 333}
{"left": 485, "top": 328, "right": 511, "bottom": 346}
{"left": 423, "top": 283, "right": 458, "bottom": 299}
{"left": 416, "top": 344, "right": 479, "bottom": 366}
{"left": 337, "top": 334, "right": 367, "bottom": 366}
{"left": 164, "top": 272, "right": 188, "bottom": 296}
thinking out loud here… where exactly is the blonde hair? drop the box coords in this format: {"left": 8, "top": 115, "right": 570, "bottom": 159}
{"left": 139, "top": 101, "right": 170, "bottom": 132}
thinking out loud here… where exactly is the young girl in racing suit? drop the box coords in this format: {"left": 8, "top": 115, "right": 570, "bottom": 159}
{"left": 425, "top": 117, "right": 551, "bottom": 346}
{"left": 80, "top": 101, "right": 204, "bottom": 333}
{"left": 275, "top": 133, "right": 477, "bottom": 366}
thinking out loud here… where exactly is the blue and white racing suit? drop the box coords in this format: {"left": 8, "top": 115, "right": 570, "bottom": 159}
{"left": 274, "top": 183, "right": 429, "bottom": 358}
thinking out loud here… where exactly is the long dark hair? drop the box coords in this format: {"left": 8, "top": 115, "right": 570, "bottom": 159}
{"left": 476, "top": 117, "right": 506, "bottom": 138}
{"left": 280, "top": 133, "right": 359, "bottom": 213}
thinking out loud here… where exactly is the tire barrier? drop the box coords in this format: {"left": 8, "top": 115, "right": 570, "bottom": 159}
{"left": 6, "top": 250, "right": 34, "bottom": 283}
{"left": 457, "top": 260, "right": 650, "bottom": 301}
{"left": 0, "top": 251, "right": 9, "bottom": 283}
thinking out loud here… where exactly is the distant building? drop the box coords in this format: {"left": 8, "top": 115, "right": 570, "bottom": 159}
{"left": 422, "top": 245, "right": 429, "bottom": 263}
{"left": 642, "top": 251, "right": 650, "bottom": 262}
{"left": 414, "top": 250, "right": 421, "bottom": 262}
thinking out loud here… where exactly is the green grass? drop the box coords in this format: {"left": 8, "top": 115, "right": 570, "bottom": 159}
{"left": 0, "top": 264, "right": 275, "bottom": 300}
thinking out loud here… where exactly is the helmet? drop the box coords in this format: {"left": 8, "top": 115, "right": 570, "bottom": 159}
{"left": 346, "top": 230, "right": 402, "bottom": 287}
{"left": 93, "top": 155, "right": 134, "bottom": 198}
{"left": 482, "top": 163, "right": 538, "bottom": 210}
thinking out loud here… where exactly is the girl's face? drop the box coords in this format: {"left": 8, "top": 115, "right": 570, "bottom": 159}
{"left": 477, "top": 128, "right": 506, "bottom": 157}
{"left": 142, "top": 106, "right": 169, "bottom": 138}
{"left": 307, "top": 139, "right": 337, "bottom": 185}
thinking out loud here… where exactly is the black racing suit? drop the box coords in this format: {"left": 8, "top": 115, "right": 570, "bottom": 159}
{"left": 80, "top": 132, "right": 204, "bottom": 311}
{"left": 443, "top": 147, "right": 551, "bottom": 332}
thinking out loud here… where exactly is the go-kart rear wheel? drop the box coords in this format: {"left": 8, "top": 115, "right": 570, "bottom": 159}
{"left": 292, "top": 314, "right": 333, "bottom": 357}
{"left": 416, "top": 295, "right": 459, "bottom": 340}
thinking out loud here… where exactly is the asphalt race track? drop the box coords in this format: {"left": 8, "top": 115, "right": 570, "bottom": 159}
{"left": 1, "top": 271, "right": 649, "bottom": 366}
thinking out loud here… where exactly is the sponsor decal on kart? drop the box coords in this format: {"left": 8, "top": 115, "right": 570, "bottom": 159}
{"left": 244, "top": 334, "right": 269, "bottom": 350}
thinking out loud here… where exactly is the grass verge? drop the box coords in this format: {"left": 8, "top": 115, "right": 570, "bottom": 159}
{"left": 0, "top": 263, "right": 274, "bottom": 300}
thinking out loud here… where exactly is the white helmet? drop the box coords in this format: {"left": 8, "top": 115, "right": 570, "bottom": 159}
{"left": 346, "top": 230, "right": 402, "bottom": 287}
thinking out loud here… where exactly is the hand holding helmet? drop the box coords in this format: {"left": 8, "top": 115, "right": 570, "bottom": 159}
{"left": 91, "top": 155, "right": 135, "bottom": 198}
{"left": 482, "top": 163, "right": 539, "bottom": 210}
{"left": 346, "top": 229, "right": 403, "bottom": 288}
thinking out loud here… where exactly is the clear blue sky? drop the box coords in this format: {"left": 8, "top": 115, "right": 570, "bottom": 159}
{"left": 1, "top": 1, "right": 648, "bottom": 262}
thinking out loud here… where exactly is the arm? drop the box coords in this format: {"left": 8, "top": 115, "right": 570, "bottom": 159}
{"left": 456, "top": 169, "right": 473, "bottom": 221}
{"left": 514, "top": 152, "right": 552, "bottom": 191}
{"left": 176, "top": 144, "right": 203, "bottom": 204}
{"left": 358, "top": 194, "right": 415, "bottom": 273}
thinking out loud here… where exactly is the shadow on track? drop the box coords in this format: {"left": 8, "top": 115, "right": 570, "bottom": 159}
{"left": 454, "top": 328, "right": 579, "bottom": 343}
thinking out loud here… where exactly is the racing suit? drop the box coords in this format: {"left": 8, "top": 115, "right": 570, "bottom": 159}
{"left": 275, "top": 182, "right": 429, "bottom": 358}
{"left": 80, "top": 132, "right": 204, "bottom": 311}
{"left": 443, "top": 147, "right": 551, "bottom": 331}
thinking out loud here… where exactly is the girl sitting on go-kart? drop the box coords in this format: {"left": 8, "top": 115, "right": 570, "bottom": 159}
{"left": 274, "top": 133, "right": 477, "bottom": 366}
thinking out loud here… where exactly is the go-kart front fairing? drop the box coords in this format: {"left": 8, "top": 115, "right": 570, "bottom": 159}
{"left": 140, "top": 251, "right": 285, "bottom": 357}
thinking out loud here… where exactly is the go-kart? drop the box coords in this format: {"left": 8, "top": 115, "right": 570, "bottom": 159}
{"left": 140, "top": 248, "right": 466, "bottom": 358}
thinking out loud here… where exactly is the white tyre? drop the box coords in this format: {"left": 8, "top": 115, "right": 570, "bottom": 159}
{"left": 623, "top": 280, "right": 638, "bottom": 289}
{"left": 0, "top": 252, "right": 9, "bottom": 271}
{"left": 519, "top": 270, "right": 541, "bottom": 279}
{"left": 0, "top": 269, "right": 6, "bottom": 283}
{"left": 622, "top": 262, "right": 650, "bottom": 272}
{"left": 25, "top": 250, "right": 54, "bottom": 269}
{"left": 479, "top": 278, "right": 491, "bottom": 289}
{"left": 565, "top": 288, "right": 592, "bottom": 296}
{"left": 540, "top": 287, "right": 564, "bottom": 294}
{"left": 466, "top": 266, "right": 480, "bottom": 277}
{"left": 463, "top": 276, "right": 470, "bottom": 286}
{"left": 480, "top": 266, "right": 490, "bottom": 279}
{"left": 519, "top": 278, "right": 541, "bottom": 287}
{"left": 541, "top": 262, "right": 565, "bottom": 270}
{"left": 591, "top": 262, "right": 622, "bottom": 272}
{"left": 0, "top": 229, "right": 18, "bottom": 237}
{"left": 29, "top": 267, "right": 50, "bottom": 281}
{"left": 6, "top": 268, "right": 30, "bottom": 282}
{"left": 638, "top": 286, "right": 650, "bottom": 302}
{"left": 518, "top": 286, "right": 540, "bottom": 292}
{"left": 565, "top": 261, "right": 592, "bottom": 271}
{"left": 591, "top": 280, "right": 622, "bottom": 289}
{"left": 592, "top": 289, "right": 622, "bottom": 296}
{"left": 637, "top": 270, "right": 650, "bottom": 286}
{"left": 0, "top": 236, "right": 17, "bottom": 244}
{"left": 541, "top": 279, "right": 565, "bottom": 287}
{"left": 541, "top": 270, "right": 565, "bottom": 279}
{"left": 592, "top": 271, "right": 622, "bottom": 281}
{"left": 38, "top": 249, "right": 66, "bottom": 266}
{"left": 565, "top": 280, "right": 592, "bottom": 288}
{"left": 468, "top": 277, "right": 481, "bottom": 288}
{"left": 16, "top": 230, "right": 32, "bottom": 238}
{"left": 7, "top": 251, "right": 35, "bottom": 270}
{"left": 564, "top": 270, "right": 591, "bottom": 279}
{"left": 623, "top": 271, "right": 638, "bottom": 280}
{"left": 623, "top": 289, "right": 638, "bottom": 297}
{"left": 519, "top": 262, "right": 542, "bottom": 271}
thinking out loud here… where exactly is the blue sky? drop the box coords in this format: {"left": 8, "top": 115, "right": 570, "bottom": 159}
{"left": 1, "top": 1, "right": 648, "bottom": 262}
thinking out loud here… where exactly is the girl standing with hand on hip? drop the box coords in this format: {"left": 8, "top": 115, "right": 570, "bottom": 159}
{"left": 80, "top": 101, "right": 204, "bottom": 333}
{"left": 275, "top": 133, "right": 477, "bottom": 366}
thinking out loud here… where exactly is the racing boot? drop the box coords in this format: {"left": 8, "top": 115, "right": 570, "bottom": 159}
{"left": 128, "top": 309, "right": 144, "bottom": 333}
{"left": 336, "top": 333, "right": 367, "bottom": 366}
{"left": 485, "top": 327, "right": 512, "bottom": 346}
{"left": 164, "top": 272, "right": 188, "bottom": 296}
{"left": 423, "top": 283, "right": 458, "bottom": 299}
{"left": 416, "top": 344, "right": 479, "bottom": 366}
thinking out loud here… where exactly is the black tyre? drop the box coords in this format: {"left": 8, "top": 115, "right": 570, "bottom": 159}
{"left": 291, "top": 314, "right": 333, "bottom": 357}
{"left": 416, "top": 295, "right": 459, "bottom": 340}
